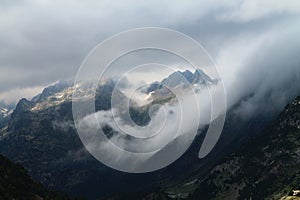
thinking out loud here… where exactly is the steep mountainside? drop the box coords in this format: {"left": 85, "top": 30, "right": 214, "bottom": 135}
{"left": 148, "top": 96, "right": 300, "bottom": 200}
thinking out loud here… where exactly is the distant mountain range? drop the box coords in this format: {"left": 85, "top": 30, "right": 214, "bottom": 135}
{"left": 0, "top": 68, "right": 218, "bottom": 199}
{"left": 0, "top": 69, "right": 298, "bottom": 199}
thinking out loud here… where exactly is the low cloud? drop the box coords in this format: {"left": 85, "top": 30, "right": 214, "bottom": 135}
{"left": 75, "top": 80, "right": 224, "bottom": 172}
{"left": 52, "top": 120, "right": 75, "bottom": 132}
{"left": 217, "top": 18, "right": 300, "bottom": 119}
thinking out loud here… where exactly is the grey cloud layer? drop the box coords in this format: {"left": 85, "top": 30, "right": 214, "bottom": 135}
{"left": 0, "top": 0, "right": 300, "bottom": 104}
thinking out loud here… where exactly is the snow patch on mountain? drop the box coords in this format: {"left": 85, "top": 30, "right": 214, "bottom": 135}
{"left": 0, "top": 107, "right": 9, "bottom": 118}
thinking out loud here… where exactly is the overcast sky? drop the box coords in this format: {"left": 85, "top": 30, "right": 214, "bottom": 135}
{"left": 0, "top": 0, "right": 300, "bottom": 106}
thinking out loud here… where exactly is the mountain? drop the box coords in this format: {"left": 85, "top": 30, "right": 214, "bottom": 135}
{"left": 0, "top": 153, "right": 73, "bottom": 200}
{"left": 146, "top": 69, "right": 216, "bottom": 94}
{"left": 133, "top": 69, "right": 215, "bottom": 125}
{"left": 193, "top": 96, "right": 300, "bottom": 199}
{"left": 32, "top": 81, "right": 73, "bottom": 103}
{"left": 0, "top": 80, "right": 164, "bottom": 199}
{"left": 162, "top": 69, "right": 215, "bottom": 87}
{"left": 0, "top": 71, "right": 288, "bottom": 199}
{"left": 0, "top": 71, "right": 217, "bottom": 198}
{"left": 138, "top": 96, "right": 300, "bottom": 200}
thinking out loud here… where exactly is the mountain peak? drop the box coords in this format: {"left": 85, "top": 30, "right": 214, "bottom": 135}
{"left": 13, "top": 98, "right": 34, "bottom": 114}
{"left": 161, "top": 68, "right": 214, "bottom": 88}
{"left": 33, "top": 81, "right": 73, "bottom": 103}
